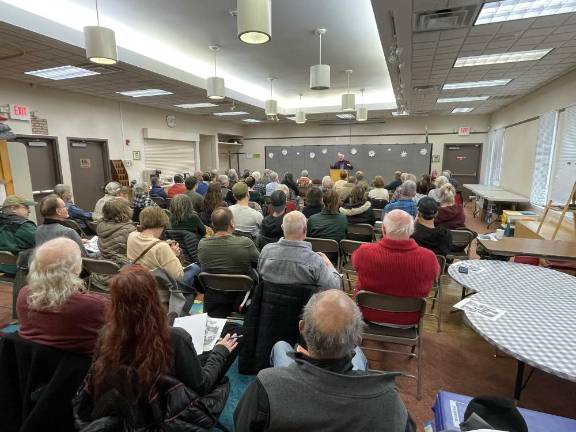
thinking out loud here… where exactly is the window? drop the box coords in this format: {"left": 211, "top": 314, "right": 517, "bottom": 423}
{"left": 481, "top": 128, "right": 504, "bottom": 186}
{"left": 530, "top": 111, "right": 558, "bottom": 206}
{"left": 550, "top": 105, "right": 576, "bottom": 205}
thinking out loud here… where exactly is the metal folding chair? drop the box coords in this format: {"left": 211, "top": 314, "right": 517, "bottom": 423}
{"left": 447, "top": 229, "right": 476, "bottom": 261}
{"left": 356, "top": 291, "right": 426, "bottom": 400}
{"left": 372, "top": 208, "right": 383, "bottom": 221}
{"left": 151, "top": 196, "right": 167, "bottom": 207}
{"left": 339, "top": 239, "right": 365, "bottom": 293}
{"left": 425, "top": 255, "right": 446, "bottom": 332}
{"left": 82, "top": 258, "right": 121, "bottom": 292}
{"left": 347, "top": 223, "right": 375, "bottom": 242}
{"left": 305, "top": 237, "right": 341, "bottom": 269}
{"left": 198, "top": 272, "right": 254, "bottom": 320}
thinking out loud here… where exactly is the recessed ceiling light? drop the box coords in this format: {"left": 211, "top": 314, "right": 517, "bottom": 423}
{"left": 443, "top": 79, "right": 511, "bottom": 90}
{"left": 336, "top": 113, "right": 355, "bottom": 120}
{"left": 213, "top": 111, "right": 250, "bottom": 116}
{"left": 437, "top": 96, "right": 490, "bottom": 103}
{"left": 117, "top": 89, "right": 173, "bottom": 97}
{"left": 242, "top": 119, "right": 262, "bottom": 123}
{"left": 25, "top": 65, "right": 100, "bottom": 80}
{"left": 476, "top": 0, "right": 576, "bottom": 25}
{"left": 452, "top": 107, "right": 474, "bottom": 113}
{"left": 175, "top": 103, "right": 218, "bottom": 109}
{"left": 454, "top": 49, "right": 552, "bottom": 67}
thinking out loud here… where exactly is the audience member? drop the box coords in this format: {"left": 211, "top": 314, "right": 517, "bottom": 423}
{"left": 428, "top": 175, "right": 449, "bottom": 202}
{"left": 252, "top": 171, "right": 267, "bottom": 196}
{"left": 321, "top": 175, "right": 333, "bottom": 191}
{"left": 274, "top": 184, "right": 297, "bottom": 213}
{"left": 415, "top": 179, "right": 429, "bottom": 204}
{"left": 297, "top": 169, "right": 312, "bottom": 189}
{"left": 93, "top": 181, "right": 122, "bottom": 221}
{"left": 132, "top": 182, "right": 156, "bottom": 222}
{"left": 185, "top": 176, "right": 204, "bottom": 213}
{"left": 77, "top": 265, "right": 236, "bottom": 427}
{"left": 282, "top": 172, "right": 299, "bottom": 201}
{"left": 235, "top": 289, "right": 415, "bottom": 432}
{"left": 337, "top": 175, "right": 356, "bottom": 204}
{"left": 127, "top": 206, "right": 197, "bottom": 286}
{"left": 219, "top": 174, "right": 235, "bottom": 205}
{"left": 418, "top": 174, "right": 433, "bottom": 195}
{"left": 260, "top": 190, "right": 286, "bottom": 246}
{"left": 54, "top": 184, "right": 93, "bottom": 232}
{"left": 245, "top": 176, "right": 265, "bottom": 206}
{"left": 0, "top": 195, "right": 36, "bottom": 274}
{"left": 195, "top": 171, "right": 209, "bottom": 196}
{"left": 385, "top": 170, "right": 403, "bottom": 191}
{"left": 355, "top": 171, "right": 369, "bottom": 190}
{"left": 265, "top": 171, "right": 280, "bottom": 196}
{"left": 368, "top": 175, "right": 390, "bottom": 204}
{"left": 197, "top": 208, "right": 259, "bottom": 317}
{"left": 16, "top": 238, "right": 109, "bottom": 356}
{"left": 333, "top": 170, "right": 348, "bottom": 194}
{"left": 228, "top": 169, "right": 239, "bottom": 187}
{"left": 36, "top": 194, "right": 87, "bottom": 255}
{"left": 229, "top": 182, "right": 263, "bottom": 237}
{"left": 167, "top": 174, "right": 187, "bottom": 199}
{"left": 150, "top": 176, "right": 167, "bottom": 199}
{"left": 401, "top": 172, "right": 418, "bottom": 183}
{"left": 412, "top": 197, "right": 453, "bottom": 256}
{"left": 340, "top": 185, "right": 375, "bottom": 225}
{"left": 383, "top": 180, "right": 417, "bottom": 218}
{"left": 200, "top": 183, "right": 227, "bottom": 226}
{"left": 435, "top": 183, "right": 466, "bottom": 229}
{"left": 93, "top": 198, "right": 136, "bottom": 287}
{"left": 443, "top": 170, "right": 459, "bottom": 189}
{"left": 352, "top": 210, "right": 439, "bottom": 326}
{"left": 307, "top": 189, "right": 348, "bottom": 242}
{"left": 259, "top": 211, "right": 342, "bottom": 289}
{"left": 169, "top": 194, "right": 206, "bottom": 236}
{"left": 302, "top": 187, "right": 324, "bottom": 218}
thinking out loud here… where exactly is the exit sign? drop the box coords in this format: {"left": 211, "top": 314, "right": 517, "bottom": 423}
{"left": 9, "top": 104, "right": 30, "bottom": 121}
{"left": 458, "top": 127, "right": 471, "bottom": 136}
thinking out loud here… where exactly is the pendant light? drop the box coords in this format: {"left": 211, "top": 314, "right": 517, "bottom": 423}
{"left": 310, "top": 28, "right": 330, "bottom": 90}
{"left": 265, "top": 77, "right": 278, "bottom": 116}
{"left": 206, "top": 45, "right": 225, "bottom": 100}
{"left": 356, "top": 88, "right": 368, "bottom": 121}
{"left": 295, "top": 93, "right": 306, "bottom": 124}
{"left": 237, "top": 0, "right": 271, "bottom": 44}
{"left": 84, "top": 0, "right": 118, "bottom": 65}
{"left": 341, "top": 69, "right": 355, "bottom": 111}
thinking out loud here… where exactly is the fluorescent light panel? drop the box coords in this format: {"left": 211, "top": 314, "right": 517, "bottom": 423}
{"left": 242, "top": 119, "right": 262, "bottom": 123}
{"left": 175, "top": 103, "right": 218, "bottom": 109}
{"left": 336, "top": 113, "right": 355, "bottom": 120}
{"left": 454, "top": 49, "right": 552, "bottom": 67}
{"left": 437, "top": 96, "right": 490, "bottom": 103}
{"left": 117, "top": 89, "right": 173, "bottom": 97}
{"left": 476, "top": 0, "right": 576, "bottom": 25}
{"left": 213, "top": 111, "right": 250, "bottom": 116}
{"left": 25, "top": 65, "right": 100, "bottom": 80}
{"left": 452, "top": 107, "right": 474, "bottom": 113}
{"left": 443, "top": 79, "right": 511, "bottom": 89}
{"left": 391, "top": 111, "right": 409, "bottom": 117}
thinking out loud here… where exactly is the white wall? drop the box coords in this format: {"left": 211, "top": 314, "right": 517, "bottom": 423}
{"left": 0, "top": 79, "right": 243, "bottom": 196}
{"left": 240, "top": 115, "right": 490, "bottom": 175}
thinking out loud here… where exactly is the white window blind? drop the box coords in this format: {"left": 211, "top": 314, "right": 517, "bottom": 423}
{"left": 550, "top": 105, "right": 576, "bottom": 205}
{"left": 530, "top": 111, "right": 558, "bottom": 206}
{"left": 482, "top": 128, "right": 504, "bottom": 186}
{"left": 144, "top": 140, "right": 196, "bottom": 180}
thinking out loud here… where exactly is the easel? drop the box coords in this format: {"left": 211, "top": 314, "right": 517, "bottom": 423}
{"left": 537, "top": 180, "right": 576, "bottom": 240}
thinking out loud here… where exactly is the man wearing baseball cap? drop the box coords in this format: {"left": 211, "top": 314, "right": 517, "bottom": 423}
{"left": 412, "top": 197, "right": 452, "bottom": 256}
{"left": 259, "top": 190, "right": 287, "bottom": 247}
{"left": 0, "top": 195, "right": 37, "bottom": 274}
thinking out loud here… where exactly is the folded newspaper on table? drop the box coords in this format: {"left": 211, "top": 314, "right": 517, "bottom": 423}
{"left": 173, "top": 313, "right": 227, "bottom": 354}
{"left": 453, "top": 297, "right": 506, "bottom": 321}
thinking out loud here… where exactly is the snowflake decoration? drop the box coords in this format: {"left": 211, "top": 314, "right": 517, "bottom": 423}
{"left": 368, "top": 150, "right": 376, "bottom": 157}
{"left": 321, "top": 148, "right": 328, "bottom": 154}
{"left": 420, "top": 148, "right": 428, "bottom": 155}
{"left": 296, "top": 152, "right": 300, "bottom": 156}
{"left": 309, "top": 152, "right": 315, "bottom": 159}
{"left": 388, "top": 148, "right": 392, "bottom": 152}
{"left": 350, "top": 148, "right": 358, "bottom": 155}
{"left": 281, "top": 149, "right": 288, "bottom": 156}
{"left": 401, "top": 151, "right": 408, "bottom": 158}
{"left": 268, "top": 152, "right": 274, "bottom": 159}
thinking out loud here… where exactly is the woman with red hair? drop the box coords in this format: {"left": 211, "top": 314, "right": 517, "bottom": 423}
{"left": 76, "top": 265, "right": 237, "bottom": 426}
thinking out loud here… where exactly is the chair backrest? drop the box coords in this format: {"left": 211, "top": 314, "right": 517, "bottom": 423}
{"left": 339, "top": 239, "right": 364, "bottom": 261}
{"left": 233, "top": 230, "right": 256, "bottom": 241}
{"left": 151, "top": 196, "right": 166, "bottom": 207}
{"left": 435, "top": 254, "right": 446, "bottom": 285}
{"left": 82, "top": 258, "right": 121, "bottom": 275}
{"left": 347, "top": 224, "right": 374, "bottom": 242}
{"left": 372, "top": 208, "right": 383, "bottom": 220}
{"left": 356, "top": 290, "right": 426, "bottom": 315}
{"left": 451, "top": 229, "right": 476, "bottom": 254}
{"left": 198, "top": 272, "right": 253, "bottom": 293}
{"left": 0, "top": 251, "right": 18, "bottom": 266}
{"left": 305, "top": 237, "right": 339, "bottom": 254}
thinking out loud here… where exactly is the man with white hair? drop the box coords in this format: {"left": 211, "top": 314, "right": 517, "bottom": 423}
{"left": 265, "top": 171, "right": 279, "bottom": 196}
{"left": 321, "top": 175, "right": 333, "bottom": 190}
{"left": 54, "top": 184, "right": 93, "bottom": 232}
{"left": 93, "top": 181, "right": 123, "bottom": 221}
{"left": 383, "top": 180, "right": 418, "bottom": 218}
{"left": 234, "top": 289, "right": 415, "bottom": 432}
{"left": 352, "top": 209, "right": 439, "bottom": 326}
{"left": 258, "top": 211, "right": 341, "bottom": 289}
{"left": 16, "top": 237, "right": 109, "bottom": 356}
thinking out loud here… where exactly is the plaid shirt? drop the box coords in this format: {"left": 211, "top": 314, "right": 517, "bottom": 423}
{"left": 383, "top": 198, "right": 417, "bottom": 218}
{"left": 254, "top": 181, "right": 267, "bottom": 197}
{"left": 132, "top": 193, "right": 156, "bottom": 209}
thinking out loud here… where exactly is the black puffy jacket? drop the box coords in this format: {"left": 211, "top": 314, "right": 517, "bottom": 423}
{"left": 164, "top": 229, "right": 200, "bottom": 265}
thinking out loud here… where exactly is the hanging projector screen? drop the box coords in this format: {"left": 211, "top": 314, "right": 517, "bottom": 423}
{"left": 265, "top": 143, "right": 432, "bottom": 181}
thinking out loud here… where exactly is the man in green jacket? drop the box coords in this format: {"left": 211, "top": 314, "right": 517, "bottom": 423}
{"left": 0, "top": 195, "right": 37, "bottom": 274}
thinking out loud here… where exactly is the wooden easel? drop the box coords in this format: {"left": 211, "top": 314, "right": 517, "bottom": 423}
{"left": 537, "top": 180, "right": 576, "bottom": 240}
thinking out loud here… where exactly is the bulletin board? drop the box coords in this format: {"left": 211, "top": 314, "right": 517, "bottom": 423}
{"left": 265, "top": 143, "right": 432, "bottom": 181}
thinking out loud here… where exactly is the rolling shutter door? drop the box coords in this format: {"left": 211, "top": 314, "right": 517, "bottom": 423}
{"left": 144, "top": 139, "right": 196, "bottom": 178}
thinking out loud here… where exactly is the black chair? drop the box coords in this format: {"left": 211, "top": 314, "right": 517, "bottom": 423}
{"left": 305, "top": 237, "right": 340, "bottom": 269}
{"left": 425, "top": 255, "right": 446, "bottom": 332}
{"left": 347, "top": 224, "right": 374, "bottom": 242}
{"left": 198, "top": 272, "right": 254, "bottom": 319}
{"left": 82, "top": 258, "right": 121, "bottom": 293}
{"left": 339, "top": 239, "right": 365, "bottom": 293}
{"left": 150, "top": 196, "right": 167, "bottom": 207}
{"left": 448, "top": 229, "right": 477, "bottom": 261}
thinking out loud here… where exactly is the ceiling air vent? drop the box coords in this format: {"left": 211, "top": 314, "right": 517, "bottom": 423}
{"left": 414, "top": 5, "right": 479, "bottom": 32}
{"left": 76, "top": 62, "right": 123, "bottom": 75}
{"left": 413, "top": 85, "right": 440, "bottom": 93}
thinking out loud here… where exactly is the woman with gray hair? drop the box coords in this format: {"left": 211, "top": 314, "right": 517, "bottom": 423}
{"left": 132, "top": 182, "right": 156, "bottom": 222}
{"left": 428, "top": 175, "right": 449, "bottom": 202}
{"left": 227, "top": 169, "right": 239, "bottom": 187}
{"left": 321, "top": 175, "right": 333, "bottom": 191}
{"left": 93, "top": 181, "right": 123, "bottom": 221}
{"left": 252, "top": 171, "right": 267, "bottom": 196}
{"left": 16, "top": 237, "right": 109, "bottom": 356}
{"left": 434, "top": 183, "right": 465, "bottom": 229}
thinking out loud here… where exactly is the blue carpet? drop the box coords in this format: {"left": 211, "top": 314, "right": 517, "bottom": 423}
{"left": 219, "top": 359, "right": 255, "bottom": 431}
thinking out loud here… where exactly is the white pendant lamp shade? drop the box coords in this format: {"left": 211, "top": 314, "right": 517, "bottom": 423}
{"left": 341, "top": 93, "right": 355, "bottom": 111}
{"left": 207, "top": 76, "right": 225, "bottom": 99}
{"left": 265, "top": 99, "right": 278, "bottom": 116}
{"left": 356, "top": 106, "right": 368, "bottom": 121}
{"left": 237, "top": 0, "right": 271, "bottom": 44}
{"left": 295, "top": 111, "right": 306, "bottom": 124}
{"left": 310, "top": 64, "right": 330, "bottom": 90}
{"left": 84, "top": 26, "right": 117, "bottom": 65}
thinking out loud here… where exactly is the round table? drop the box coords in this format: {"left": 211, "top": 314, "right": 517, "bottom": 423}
{"left": 448, "top": 260, "right": 576, "bottom": 399}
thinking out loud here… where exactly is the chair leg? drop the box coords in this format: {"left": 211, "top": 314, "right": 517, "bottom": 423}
{"left": 416, "top": 337, "right": 422, "bottom": 400}
{"left": 437, "top": 285, "right": 443, "bottom": 333}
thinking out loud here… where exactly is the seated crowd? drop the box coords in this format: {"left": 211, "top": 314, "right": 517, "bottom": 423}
{"left": 0, "top": 165, "right": 470, "bottom": 431}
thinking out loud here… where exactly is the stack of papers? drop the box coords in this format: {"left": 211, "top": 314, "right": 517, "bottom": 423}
{"left": 173, "top": 313, "right": 227, "bottom": 353}
{"left": 84, "top": 236, "right": 100, "bottom": 254}
{"left": 454, "top": 297, "right": 506, "bottom": 321}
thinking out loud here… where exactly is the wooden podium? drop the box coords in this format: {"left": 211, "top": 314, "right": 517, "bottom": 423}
{"left": 329, "top": 168, "right": 342, "bottom": 183}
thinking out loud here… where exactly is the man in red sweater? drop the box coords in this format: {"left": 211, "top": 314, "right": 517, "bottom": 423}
{"left": 352, "top": 209, "right": 439, "bottom": 326}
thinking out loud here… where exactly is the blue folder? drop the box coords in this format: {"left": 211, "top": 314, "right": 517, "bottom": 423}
{"left": 431, "top": 391, "right": 576, "bottom": 432}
